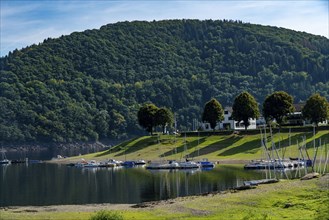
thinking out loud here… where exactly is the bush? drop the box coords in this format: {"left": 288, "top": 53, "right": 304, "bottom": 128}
{"left": 89, "top": 210, "right": 124, "bottom": 220}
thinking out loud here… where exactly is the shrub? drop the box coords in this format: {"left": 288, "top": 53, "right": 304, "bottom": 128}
{"left": 89, "top": 210, "right": 124, "bottom": 220}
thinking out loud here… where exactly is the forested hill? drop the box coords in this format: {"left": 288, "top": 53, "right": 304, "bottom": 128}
{"left": 1, "top": 19, "right": 329, "bottom": 143}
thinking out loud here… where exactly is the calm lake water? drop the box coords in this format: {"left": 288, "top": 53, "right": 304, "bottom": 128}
{"left": 0, "top": 163, "right": 300, "bottom": 207}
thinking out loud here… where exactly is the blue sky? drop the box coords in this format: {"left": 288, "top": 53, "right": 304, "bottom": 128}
{"left": 1, "top": 0, "right": 328, "bottom": 57}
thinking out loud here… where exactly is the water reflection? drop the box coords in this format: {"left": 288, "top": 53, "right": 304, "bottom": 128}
{"left": 0, "top": 164, "right": 311, "bottom": 207}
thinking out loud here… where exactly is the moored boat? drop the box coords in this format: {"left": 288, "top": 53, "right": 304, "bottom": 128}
{"left": 178, "top": 161, "right": 200, "bottom": 169}
{"left": 99, "top": 159, "right": 118, "bottom": 167}
{"left": 0, "top": 159, "right": 11, "bottom": 165}
{"left": 122, "top": 161, "right": 135, "bottom": 167}
{"left": 197, "top": 158, "right": 215, "bottom": 168}
{"left": 0, "top": 147, "right": 11, "bottom": 165}
{"left": 82, "top": 160, "right": 100, "bottom": 168}
{"left": 134, "top": 160, "right": 146, "bottom": 165}
{"left": 146, "top": 160, "right": 180, "bottom": 169}
{"left": 11, "top": 159, "right": 27, "bottom": 164}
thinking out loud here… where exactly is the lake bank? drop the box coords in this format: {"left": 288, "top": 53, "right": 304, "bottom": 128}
{"left": 1, "top": 174, "right": 328, "bottom": 220}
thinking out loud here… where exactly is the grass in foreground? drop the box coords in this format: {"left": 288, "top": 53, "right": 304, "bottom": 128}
{"left": 1, "top": 175, "right": 328, "bottom": 220}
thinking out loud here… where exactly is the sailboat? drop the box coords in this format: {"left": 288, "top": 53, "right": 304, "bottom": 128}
{"left": 0, "top": 147, "right": 11, "bottom": 165}
{"left": 194, "top": 129, "right": 215, "bottom": 169}
{"left": 177, "top": 132, "right": 200, "bottom": 169}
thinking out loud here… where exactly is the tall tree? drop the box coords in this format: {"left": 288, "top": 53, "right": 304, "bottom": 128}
{"left": 137, "top": 103, "right": 159, "bottom": 135}
{"left": 202, "top": 98, "right": 224, "bottom": 130}
{"left": 155, "top": 107, "right": 174, "bottom": 134}
{"left": 263, "top": 91, "right": 295, "bottom": 125}
{"left": 302, "top": 93, "right": 329, "bottom": 126}
{"left": 232, "top": 91, "right": 260, "bottom": 130}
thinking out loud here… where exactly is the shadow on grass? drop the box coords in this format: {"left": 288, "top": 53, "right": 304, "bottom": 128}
{"left": 160, "top": 137, "right": 207, "bottom": 158}
{"left": 114, "top": 136, "right": 159, "bottom": 157}
{"left": 218, "top": 137, "right": 261, "bottom": 156}
{"left": 304, "top": 132, "right": 329, "bottom": 149}
{"left": 186, "top": 135, "right": 243, "bottom": 158}
{"left": 96, "top": 136, "right": 158, "bottom": 157}
{"left": 95, "top": 137, "right": 141, "bottom": 157}
{"left": 268, "top": 131, "right": 329, "bottom": 150}
{"left": 219, "top": 131, "right": 329, "bottom": 158}
{"left": 219, "top": 132, "right": 310, "bottom": 157}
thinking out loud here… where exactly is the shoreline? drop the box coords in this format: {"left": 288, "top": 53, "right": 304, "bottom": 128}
{"left": 1, "top": 174, "right": 328, "bottom": 219}
{"left": 46, "top": 157, "right": 250, "bottom": 165}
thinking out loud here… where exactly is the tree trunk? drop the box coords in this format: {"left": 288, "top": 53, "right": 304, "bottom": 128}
{"left": 243, "top": 119, "right": 249, "bottom": 131}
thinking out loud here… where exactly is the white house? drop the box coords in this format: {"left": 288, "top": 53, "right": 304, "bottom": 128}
{"left": 201, "top": 107, "right": 257, "bottom": 131}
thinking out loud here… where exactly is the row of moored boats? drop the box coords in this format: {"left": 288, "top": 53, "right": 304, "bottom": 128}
{"left": 0, "top": 158, "right": 43, "bottom": 165}
{"left": 68, "top": 158, "right": 215, "bottom": 169}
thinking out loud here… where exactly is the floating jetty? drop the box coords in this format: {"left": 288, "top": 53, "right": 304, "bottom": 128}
{"left": 244, "top": 159, "right": 306, "bottom": 169}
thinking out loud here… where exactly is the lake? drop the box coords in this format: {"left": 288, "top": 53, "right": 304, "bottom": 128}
{"left": 0, "top": 163, "right": 301, "bottom": 207}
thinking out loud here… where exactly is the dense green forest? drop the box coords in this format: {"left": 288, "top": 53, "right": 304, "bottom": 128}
{"left": 0, "top": 19, "right": 328, "bottom": 143}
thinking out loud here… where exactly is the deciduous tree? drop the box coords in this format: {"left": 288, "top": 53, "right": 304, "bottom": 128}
{"left": 302, "top": 93, "right": 329, "bottom": 126}
{"left": 202, "top": 98, "right": 224, "bottom": 130}
{"left": 263, "top": 91, "right": 294, "bottom": 125}
{"left": 137, "top": 103, "right": 159, "bottom": 135}
{"left": 232, "top": 91, "right": 260, "bottom": 130}
{"left": 155, "top": 107, "right": 174, "bottom": 134}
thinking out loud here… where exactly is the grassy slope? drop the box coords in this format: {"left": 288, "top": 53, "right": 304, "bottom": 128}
{"left": 64, "top": 129, "right": 329, "bottom": 163}
{"left": 1, "top": 175, "right": 328, "bottom": 220}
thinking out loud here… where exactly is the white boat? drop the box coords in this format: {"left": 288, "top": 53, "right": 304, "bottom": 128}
{"left": 99, "top": 160, "right": 117, "bottom": 167}
{"left": 75, "top": 159, "right": 99, "bottom": 168}
{"left": 146, "top": 160, "right": 180, "bottom": 169}
{"left": 0, "top": 148, "right": 11, "bottom": 165}
{"left": 178, "top": 160, "right": 200, "bottom": 169}
{"left": 99, "top": 159, "right": 124, "bottom": 167}
{"left": 0, "top": 158, "right": 11, "bottom": 165}
{"left": 83, "top": 160, "right": 100, "bottom": 168}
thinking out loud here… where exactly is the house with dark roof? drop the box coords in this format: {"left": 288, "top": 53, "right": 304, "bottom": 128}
{"left": 285, "top": 103, "right": 328, "bottom": 126}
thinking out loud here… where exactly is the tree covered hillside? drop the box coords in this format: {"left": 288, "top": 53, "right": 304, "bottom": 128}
{"left": 1, "top": 19, "right": 328, "bottom": 143}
